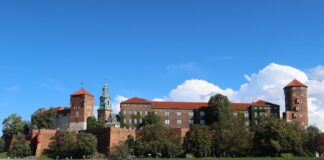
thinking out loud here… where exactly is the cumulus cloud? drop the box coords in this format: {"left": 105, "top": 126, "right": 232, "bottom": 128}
{"left": 111, "top": 95, "right": 128, "bottom": 114}
{"left": 114, "top": 63, "right": 324, "bottom": 130}
{"left": 155, "top": 63, "right": 324, "bottom": 130}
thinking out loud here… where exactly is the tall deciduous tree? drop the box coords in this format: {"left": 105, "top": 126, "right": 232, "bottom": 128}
{"left": 0, "top": 137, "right": 5, "bottom": 152}
{"left": 207, "top": 94, "right": 251, "bottom": 156}
{"left": 303, "top": 125, "right": 320, "bottom": 155}
{"left": 7, "top": 133, "right": 31, "bottom": 158}
{"left": 75, "top": 132, "right": 97, "bottom": 158}
{"left": 87, "top": 116, "right": 98, "bottom": 130}
{"left": 183, "top": 125, "right": 212, "bottom": 157}
{"left": 2, "top": 114, "right": 26, "bottom": 136}
{"left": 315, "top": 133, "right": 324, "bottom": 156}
{"left": 31, "top": 108, "right": 57, "bottom": 129}
{"left": 48, "top": 131, "right": 76, "bottom": 159}
{"left": 252, "top": 117, "right": 305, "bottom": 156}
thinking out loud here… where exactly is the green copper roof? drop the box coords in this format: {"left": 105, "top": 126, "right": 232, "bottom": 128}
{"left": 98, "top": 82, "right": 112, "bottom": 111}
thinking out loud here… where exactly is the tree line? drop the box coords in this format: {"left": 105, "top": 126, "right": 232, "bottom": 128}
{"left": 1, "top": 94, "right": 324, "bottom": 159}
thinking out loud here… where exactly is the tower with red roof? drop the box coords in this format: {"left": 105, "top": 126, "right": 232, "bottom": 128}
{"left": 283, "top": 79, "right": 308, "bottom": 126}
{"left": 69, "top": 88, "right": 94, "bottom": 131}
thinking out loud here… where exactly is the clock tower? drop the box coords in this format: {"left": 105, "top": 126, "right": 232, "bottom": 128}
{"left": 283, "top": 79, "right": 308, "bottom": 127}
{"left": 97, "top": 83, "right": 113, "bottom": 122}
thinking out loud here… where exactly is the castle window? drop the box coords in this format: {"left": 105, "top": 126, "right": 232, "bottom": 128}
{"left": 165, "top": 119, "right": 170, "bottom": 125}
{"left": 293, "top": 93, "right": 296, "bottom": 97}
{"left": 123, "top": 110, "right": 126, "bottom": 115}
{"left": 145, "top": 111, "right": 148, "bottom": 115}
{"left": 200, "top": 111, "right": 205, "bottom": 117}
{"left": 244, "top": 112, "right": 249, "bottom": 118}
{"left": 134, "top": 119, "right": 137, "bottom": 124}
{"left": 200, "top": 120, "right": 205, "bottom": 125}
{"left": 165, "top": 112, "right": 170, "bottom": 116}
{"left": 134, "top": 111, "right": 137, "bottom": 115}
{"left": 129, "top": 110, "right": 132, "bottom": 115}
{"left": 129, "top": 119, "right": 132, "bottom": 123}
{"left": 233, "top": 112, "right": 237, "bottom": 116}
{"left": 140, "top": 119, "right": 142, "bottom": 123}
{"left": 245, "top": 121, "right": 249, "bottom": 126}
{"left": 124, "top": 119, "right": 126, "bottom": 124}
{"left": 255, "top": 113, "right": 258, "bottom": 117}
{"left": 189, "top": 119, "right": 194, "bottom": 125}
{"left": 177, "top": 120, "right": 182, "bottom": 125}
{"left": 177, "top": 111, "right": 182, "bottom": 116}
{"left": 154, "top": 111, "right": 158, "bottom": 115}
{"left": 140, "top": 111, "right": 142, "bottom": 115}
{"left": 76, "top": 111, "right": 79, "bottom": 117}
{"left": 189, "top": 112, "right": 194, "bottom": 117}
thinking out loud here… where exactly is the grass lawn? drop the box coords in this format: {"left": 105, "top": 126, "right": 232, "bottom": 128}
{"left": 0, "top": 152, "right": 8, "bottom": 158}
{"left": 139, "top": 158, "right": 324, "bottom": 160}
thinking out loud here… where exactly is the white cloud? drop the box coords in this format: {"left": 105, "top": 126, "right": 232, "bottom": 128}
{"left": 153, "top": 63, "right": 324, "bottom": 131}
{"left": 115, "top": 63, "right": 324, "bottom": 130}
{"left": 111, "top": 95, "right": 128, "bottom": 114}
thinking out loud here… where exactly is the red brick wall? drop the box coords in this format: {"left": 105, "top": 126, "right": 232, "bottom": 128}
{"left": 31, "top": 129, "right": 57, "bottom": 157}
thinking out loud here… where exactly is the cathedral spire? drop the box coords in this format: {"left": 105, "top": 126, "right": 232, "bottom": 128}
{"left": 98, "top": 82, "right": 112, "bottom": 111}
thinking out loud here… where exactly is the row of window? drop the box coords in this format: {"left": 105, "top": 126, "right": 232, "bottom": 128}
{"left": 123, "top": 110, "right": 206, "bottom": 117}
{"left": 124, "top": 118, "right": 205, "bottom": 125}
{"left": 233, "top": 112, "right": 249, "bottom": 118}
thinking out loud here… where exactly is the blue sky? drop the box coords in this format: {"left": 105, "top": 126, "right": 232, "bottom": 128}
{"left": 1, "top": 0, "right": 324, "bottom": 133}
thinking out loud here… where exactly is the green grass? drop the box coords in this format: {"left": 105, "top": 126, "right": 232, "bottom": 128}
{"left": 38, "top": 154, "right": 54, "bottom": 160}
{"left": 0, "top": 152, "right": 8, "bottom": 158}
{"left": 139, "top": 158, "right": 324, "bottom": 160}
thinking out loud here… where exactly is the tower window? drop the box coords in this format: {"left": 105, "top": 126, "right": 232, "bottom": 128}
{"left": 177, "top": 111, "right": 182, "bottom": 116}
{"left": 165, "top": 112, "right": 170, "bottom": 116}
{"left": 189, "top": 112, "right": 194, "bottom": 117}
{"left": 177, "top": 120, "right": 182, "bottom": 125}
{"left": 165, "top": 119, "right": 170, "bottom": 125}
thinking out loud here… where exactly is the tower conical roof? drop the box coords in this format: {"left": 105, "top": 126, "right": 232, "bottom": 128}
{"left": 284, "top": 79, "right": 307, "bottom": 88}
{"left": 71, "top": 88, "right": 94, "bottom": 96}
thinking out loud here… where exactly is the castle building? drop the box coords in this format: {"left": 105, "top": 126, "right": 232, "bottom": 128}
{"left": 120, "top": 97, "right": 280, "bottom": 129}
{"left": 283, "top": 79, "right": 308, "bottom": 126}
{"left": 69, "top": 88, "right": 95, "bottom": 131}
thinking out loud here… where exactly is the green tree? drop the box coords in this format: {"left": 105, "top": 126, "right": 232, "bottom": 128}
{"left": 48, "top": 131, "right": 76, "bottom": 159}
{"left": 2, "top": 114, "right": 26, "bottom": 136}
{"left": 303, "top": 125, "right": 320, "bottom": 155}
{"left": 87, "top": 116, "right": 98, "bottom": 129}
{"left": 315, "top": 133, "right": 324, "bottom": 156}
{"left": 252, "top": 117, "right": 305, "bottom": 156}
{"left": 183, "top": 124, "right": 212, "bottom": 157}
{"left": 207, "top": 94, "right": 251, "bottom": 156}
{"left": 134, "top": 112, "right": 182, "bottom": 157}
{"left": 0, "top": 137, "right": 5, "bottom": 152}
{"left": 31, "top": 108, "right": 57, "bottom": 129}
{"left": 206, "top": 94, "right": 232, "bottom": 125}
{"left": 75, "top": 132, "right": 98, "bottom": 158}
{"left": 109, "top": 141, "right": 129, "bottom": 160}
{"left": 7, "top": 133, "right": 31, "bottom": 158}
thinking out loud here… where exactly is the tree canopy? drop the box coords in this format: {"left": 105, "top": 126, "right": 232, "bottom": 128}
{"left": 31, "top": 108, "right": 57, "bottom": 129}
{"left": 315, "top": 133, "right": 324, "bottom": 156}
{"left": 183, "top": 124, "right": 212, "bottom": 157}
{"left": 2, "top": 113, "right": 26, "bottom": 136}
{"left": 8, "top": 133, "right": 31, "bottom": 158}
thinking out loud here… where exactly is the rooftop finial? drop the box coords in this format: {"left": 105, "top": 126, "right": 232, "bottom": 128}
{"left": 81, "top": 82, "right": 84, "bottom": 89}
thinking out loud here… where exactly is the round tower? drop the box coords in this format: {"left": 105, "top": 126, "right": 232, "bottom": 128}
{"left": 283, "top": 79, "right": 308, "bottom": 126}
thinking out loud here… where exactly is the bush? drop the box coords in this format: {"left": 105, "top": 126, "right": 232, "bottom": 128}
{"left": 8, "top": 133, "right": 31, "bottom": 158}
{"left": 110, "top": 141, "right": 129, "bottom": 160}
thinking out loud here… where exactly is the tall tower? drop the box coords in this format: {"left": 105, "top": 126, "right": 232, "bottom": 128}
{"left": 70, "top": 88, "right": 94, "bottom": 131}
{"left": 283, "top": 79, "right": 308, "bottom": 127}
{"left": 97, "top": 83, "right": 112, "bottom": 122}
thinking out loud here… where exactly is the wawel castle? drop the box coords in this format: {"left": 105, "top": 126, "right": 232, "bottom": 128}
{"left": 5, "top": 79, "right": 309, "bottom": 156}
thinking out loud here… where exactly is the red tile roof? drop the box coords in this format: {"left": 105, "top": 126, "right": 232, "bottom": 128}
{"left": 71, "top": 88, "right": 94, "bottom": 96}
{"left": 151, "top": 101, "right": 208, "bottom": 109}
{"left": 284, "top": 79, "right": 307, "bottom": 88}
{"left": 231, "top": 103, "right": 252, "bottom": 110}
{"left": 122, "top": 97, "right": 150, "bottom": 103}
